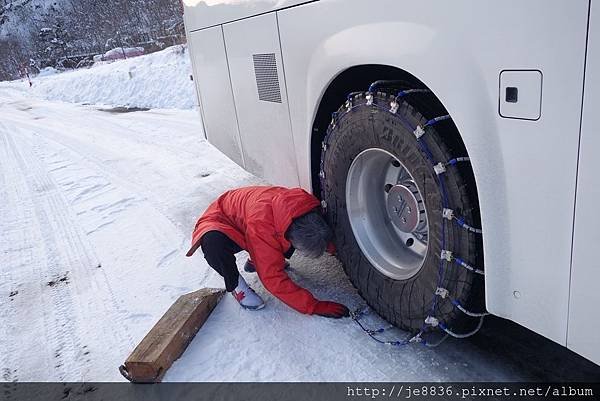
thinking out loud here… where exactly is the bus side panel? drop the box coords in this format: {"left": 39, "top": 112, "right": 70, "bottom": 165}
{"left": 222, "top": 13, "right": 300, "bottom": 187}
{"left": 187, "top": 27, "right": 245, "bottom": 167}
{"left": 568, "top": 1, "right": 600, "bottom": 366}
{"left": 278, "top": 0, "right": 588, "bottom": 346}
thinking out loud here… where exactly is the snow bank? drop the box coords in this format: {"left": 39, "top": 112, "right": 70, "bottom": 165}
{"left": 23, "top": 45, "right": 196, "bottom": 110}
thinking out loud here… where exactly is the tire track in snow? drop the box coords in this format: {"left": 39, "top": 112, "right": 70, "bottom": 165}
{"left": 0, "top": 112, "right": 194, "bottom": 272}
{"left": 1, "top": 123, "right": 134, "bottom": 380}
{"left": 21, "top": 129, "right": 139, "bottom": 378}
{"left": 6, "top": 127, "right": 88, "bottom": 380}
{"left": 24, "top": 128, "right": 199, "bottom": 281}
{"left": 22, "top": 121, "right": 211, "bottom": 285}
{"left": 0, "top": 122, "right": 78, "bottom": 381}
{"left": 0, "top": 123, "right": 73, "bottom": 381}
{"left": 5, "top": 114, "right": 207, "bottom": 376}
{"left": 0, "top": 125, "right": 29, "bottom": 383}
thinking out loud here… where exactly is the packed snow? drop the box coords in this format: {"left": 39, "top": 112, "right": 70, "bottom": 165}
{"left": 6, "top": 45, "right": 196, "bottom": 110}
{"left": 1, "top": 48, "right": 599, "bottom": 382}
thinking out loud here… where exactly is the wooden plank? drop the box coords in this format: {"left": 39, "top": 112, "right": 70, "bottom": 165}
{"left": 119, "top": 287, "right": 225, "bottom": 383}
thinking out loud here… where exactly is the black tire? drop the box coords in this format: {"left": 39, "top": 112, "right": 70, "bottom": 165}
{"left": 320, "top": 91, "right": 484, "bottom": 333}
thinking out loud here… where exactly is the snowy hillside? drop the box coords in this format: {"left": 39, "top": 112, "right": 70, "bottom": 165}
{"left": 0, "top": 0, "right": 184, "bottom": 80}
{"left": 1, "top": 44, "right": 197, "bottom": 109}
{"left": 0, "top": 0, "right": 64, "bottom": 39}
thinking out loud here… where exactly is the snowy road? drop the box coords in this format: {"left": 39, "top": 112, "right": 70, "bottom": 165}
{"left": 1, "top": 87, "right": 599, "bottom": 382}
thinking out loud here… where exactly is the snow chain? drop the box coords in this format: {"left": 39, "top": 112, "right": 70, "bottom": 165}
{"left": 320, "top": 86, "right": 488, "bottom": 348}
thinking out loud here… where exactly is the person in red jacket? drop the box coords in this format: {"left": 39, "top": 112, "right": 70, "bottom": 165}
{"left": 186, "top": 186, "right": 349, "bottom": 318}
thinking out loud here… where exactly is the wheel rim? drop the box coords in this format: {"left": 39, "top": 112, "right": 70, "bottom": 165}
{"left": 346, "top": 148, "right": 429, "bottom": 280}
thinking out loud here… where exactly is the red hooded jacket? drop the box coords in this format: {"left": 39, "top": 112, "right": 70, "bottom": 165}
{"left": 186, "top": 186, "right": 322, "bottom": 314}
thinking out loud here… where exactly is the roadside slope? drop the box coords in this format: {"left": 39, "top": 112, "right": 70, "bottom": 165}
{"left": 1, "top": 45, "right": 196, "bottom": 110}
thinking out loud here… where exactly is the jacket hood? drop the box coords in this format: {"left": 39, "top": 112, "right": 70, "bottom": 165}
{"left": 271, "top": 188, "right": 320, "bottom": 240}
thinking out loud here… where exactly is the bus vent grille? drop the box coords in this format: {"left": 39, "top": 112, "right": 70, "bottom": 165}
{"left": 252, "top": 53, "right": 282, "bottom": 103}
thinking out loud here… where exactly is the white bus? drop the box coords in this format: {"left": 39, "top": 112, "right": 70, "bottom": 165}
{"left": 183, "top": 0, "right": 599, "bottom": 365}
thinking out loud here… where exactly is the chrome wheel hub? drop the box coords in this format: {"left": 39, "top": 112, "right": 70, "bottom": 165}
{"left": 346, "top": 148, "right": 429, "bottom": 280}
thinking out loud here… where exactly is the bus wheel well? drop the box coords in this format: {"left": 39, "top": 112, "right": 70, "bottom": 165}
{"left": 310, "top": 64, "right": 472, "bottom": 198}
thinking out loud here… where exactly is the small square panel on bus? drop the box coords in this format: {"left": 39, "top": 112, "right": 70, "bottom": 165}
{"left": 499, "top": 70, "right": 542, "bottom": 120}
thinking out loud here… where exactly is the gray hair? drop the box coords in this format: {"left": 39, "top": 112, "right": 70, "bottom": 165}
{"left": 286, "top": 210, "right": 333, "bottom": 259}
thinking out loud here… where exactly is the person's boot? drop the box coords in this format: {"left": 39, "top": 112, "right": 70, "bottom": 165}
{"left": 244, "top": 259, "right": 290, "bottom": 273}
{"left": 231, "top": 276, "right": 265, "bottom": 310}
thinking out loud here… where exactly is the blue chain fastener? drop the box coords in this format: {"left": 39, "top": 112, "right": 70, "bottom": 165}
{"left": 454, "top": 258, "right": 485, "bottom": 275}
{"left": 440, "top": 249, "right": 453, "bottom": 262}
{"left": 389, "top": 89, "right": 433, "bottom": 115}
{"left": 456, "top": 218, "right": 483, "bottom": 234}
{"left": 433, "top": 155, "right": 473, "bottom": 176}
{"left": 451, "top": 299, "right": 489, "bottom": 318}
{"left": 443, "top": 208, "right": 483, "bottom": 234}
{"left": 441, "top": 249, "right": 484, "bottom": 275}
{"left": 433, "top": 162, "right": 447, "bottom": 175}
{"left": 409, "top": 333, "right": 423, "bottom": 343}
{"left": 424, "top": 115, "right": 451, "bottom": 127}
{"left": 442, "top": 208, "right": 455, "bottom": 220}
{"left": 350, "top": 306, "right": 369, "bottom": 320}
{"left": 424, "top": 316, "right": 440, "bottom": 327}
{"left": 395, "top": 88, "right": 431, "bottom": 100}
{"left": 447, "top": 157, "right": 470, "bottom": 165}
{"left": 345, "top": 99, "right": 353, "bottom": 112}
{"left": 413, "top": 125, "right": 426, "bottom": 139}
{"left": 330, "top": 112, "right": 338, "bottom": 128}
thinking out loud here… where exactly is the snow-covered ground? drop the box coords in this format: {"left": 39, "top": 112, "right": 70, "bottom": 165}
{"left": 1, "top": 50, "right": 599, "bottom": 382}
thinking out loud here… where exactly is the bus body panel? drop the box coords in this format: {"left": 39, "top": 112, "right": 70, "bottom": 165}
{"left": 182, "top": 0, "right": 315, "bottom": 31}
{"left": 568, "top": 0, "right": 600, "bottom": 366}
{"left": 222, "top": 13, "right": 301, "bottom": 187}
{"left": 187, "top": 27, "right": 245, "bottom": 167}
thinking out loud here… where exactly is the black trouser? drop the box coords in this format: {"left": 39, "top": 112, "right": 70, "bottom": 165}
{"left": 200, "top": 230, "right": 296, "bottom": 292}
{"left": 200, "top": 231, "right": 243, "bottom": 292}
